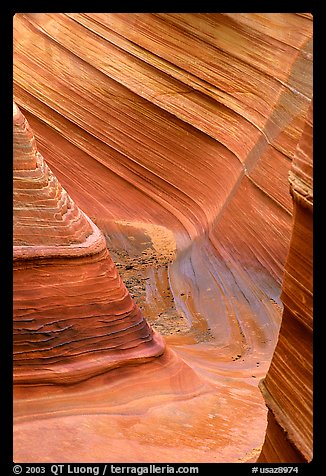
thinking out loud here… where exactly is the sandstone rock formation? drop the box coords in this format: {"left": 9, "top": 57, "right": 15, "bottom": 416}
{"left": 13, "top": 13, "right": 313, "bottom": 463}
{"left": 13, "top": 102, "right": 165, "bottom": 386}
{"left": 258, "top": 100, "right": 313, "bottom": 463}
{"left": 13, "top": 102, "right": 268, "bottom": 464}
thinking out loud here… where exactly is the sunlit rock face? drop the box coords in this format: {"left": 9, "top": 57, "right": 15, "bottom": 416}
{"left": 258, "top": 100, "right": 313, "bottom": 463}
{"left": 13, "top": 13, "right": 313, "bottom": 463}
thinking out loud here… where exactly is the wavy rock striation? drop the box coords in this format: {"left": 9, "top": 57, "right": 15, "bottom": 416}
{"left": 13, "top": 102, "right": 270, "bottom": 464}
{"left": 13, "top": 13, "right": 313, "bottom": 462}
{"left": 258, "top": 100, "right": 313, "bottom": 463}
{"left": 13, "top": 102, "right": 165, "bottom": 385}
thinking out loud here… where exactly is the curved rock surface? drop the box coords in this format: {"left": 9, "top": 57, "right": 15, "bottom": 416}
{"left": 13, "top": 13, "right": 313, "bottom": 462}
{"left": 258, "top": 100, "right": 313, "bottom": 463}
{"left": 13, "top": 102, "right": 267, "bottom": 464}
{"left": 13, "top": 102, "right": 165, "bottom": 385}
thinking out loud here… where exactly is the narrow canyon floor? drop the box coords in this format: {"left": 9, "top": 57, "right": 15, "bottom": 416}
{"left": 106, "top": 220, "right": 214, "bottom": 344}
{"left": 104, "top": 219, "right": 281, "bottom": 370}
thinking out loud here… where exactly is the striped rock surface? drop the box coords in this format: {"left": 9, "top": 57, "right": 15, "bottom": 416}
{"left": 13, "top": 101, "right": 165, "bottom": 385}
{"left": 258, "top": 100, "right": 313, "bottom": 463}
{"left": 13, "top": 102, "right": 269, "bottom": 464}
{"left": 13, "top": 13, "right": 313, "bottom": 462}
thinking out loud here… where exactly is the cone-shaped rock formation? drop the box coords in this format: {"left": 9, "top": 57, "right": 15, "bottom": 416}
{"left": 14, "top": 102, "right": 165, "bottom": 385}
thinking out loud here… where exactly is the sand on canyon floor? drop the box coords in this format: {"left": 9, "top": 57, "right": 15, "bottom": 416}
{"left": 105, "top": 220, "right": 213, "bottom": 343}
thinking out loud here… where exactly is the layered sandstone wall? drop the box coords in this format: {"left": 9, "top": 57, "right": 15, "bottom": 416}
{"left": 13, "top": 104, "right": 271, "bottom": 463}
{"left": 258, "top": 100, "right": 313, "bottom": 463}
{"left": 13, "top": 12, "right": 313, "bottom": 360}
{"left": 13, "top": 102, "right": 165, "bottom": 386}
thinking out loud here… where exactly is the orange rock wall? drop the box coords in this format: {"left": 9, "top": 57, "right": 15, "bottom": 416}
{"left": 13, "top": 103, "right": 165, "bottom": 386}
{"left": 13, "top": 103, "right": 272, "bottom": 464}
{"left": 258, "top": 101, "right": 313, "bottom": 462}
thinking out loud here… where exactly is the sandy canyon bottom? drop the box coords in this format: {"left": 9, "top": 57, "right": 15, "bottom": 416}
{"left": 14, "top": 219, "right": 282, "bottom": 463}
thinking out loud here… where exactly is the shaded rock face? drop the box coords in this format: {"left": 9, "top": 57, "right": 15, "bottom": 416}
{"left": 13, "top": 14, "right": 313, "bottom": 463}
{"left": 258, "top": 101, "right": 313, "bottom": 463}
